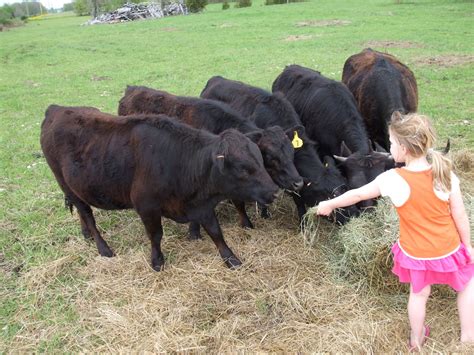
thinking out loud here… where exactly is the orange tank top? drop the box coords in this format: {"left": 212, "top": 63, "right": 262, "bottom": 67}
{"left": 395, "top": 168, "right": 460, "bottom": 259}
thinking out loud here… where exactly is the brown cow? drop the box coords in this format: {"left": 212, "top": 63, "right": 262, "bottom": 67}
{"left": 41, "top": 105, "right": 279, "bottom": 270}
{"left": 342, "top": 48, "right": 418, "bottom": 150}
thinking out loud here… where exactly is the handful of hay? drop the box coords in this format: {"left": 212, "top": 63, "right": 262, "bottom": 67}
{"left": 301, "top": 199, "right": 405, "bottom": 294}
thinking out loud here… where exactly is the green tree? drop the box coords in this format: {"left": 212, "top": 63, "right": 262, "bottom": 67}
{"left": 74, "top": 0, "right": 90, "bottom": 15}
{"left": 186, "top": 0, "right": 207, "bottom": 13}
{"left": 63, "top": 2, "right": 74, "bottom": 11}
{"left": 0, "top": 4, "right": 15, "bottom": 25}
{"left": 236, "top": 0, "right": 251, "bottom": 8}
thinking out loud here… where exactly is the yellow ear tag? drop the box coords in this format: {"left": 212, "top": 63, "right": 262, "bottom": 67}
{"left": 292, "top": 131, "right": 303, "bottom": 149}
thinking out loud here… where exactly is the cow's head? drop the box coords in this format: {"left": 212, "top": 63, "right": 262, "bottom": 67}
{"left": 250, "top": 92, "right": 301, "bottom": 129}
{"left": 295, "top": 152, "right": 359, "bottom": 224}
{"left": 213, "top": 129, "right": 279, "bottom": 206}
{"left": 334, "top": 141, "right": 393, "bottom": 209}
{"left": 246, "top": 126, "right": 304, "bottom": 192}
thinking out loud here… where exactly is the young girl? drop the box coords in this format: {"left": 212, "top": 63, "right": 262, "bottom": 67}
{"left": 317, "top": 112, "right": 474, "bottom": 350}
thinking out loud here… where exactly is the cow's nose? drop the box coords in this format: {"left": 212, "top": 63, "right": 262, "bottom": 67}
{"left": 293, "top": 179, "right": 304, "bottom": 191}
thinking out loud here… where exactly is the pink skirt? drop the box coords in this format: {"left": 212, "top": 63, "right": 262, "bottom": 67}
{"left": 392, "top": 242, "right": 474, "bottom": 293}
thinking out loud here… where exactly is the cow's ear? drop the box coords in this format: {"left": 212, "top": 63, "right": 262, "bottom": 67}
{"left": 340, "top": 141, "right": 352, "bottom": 157}
{"left": 245, "top": 131, "right": 263, "bottom": 143}
{"left": 285, "top": 125, "right": 305, "bottom": 140}
{"left": 368, "top": 140, "right": 374, "bottom": 153}
{"left": 374, "top": 141, "right": 387, "bottom": 153}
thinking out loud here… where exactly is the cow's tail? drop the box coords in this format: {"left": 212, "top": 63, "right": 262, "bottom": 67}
{"left": 64, "top": 196, "right": 74, "bottom": 214}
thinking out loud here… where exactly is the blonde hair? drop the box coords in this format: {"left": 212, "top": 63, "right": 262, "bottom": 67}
{"left": 389, "top": 111, "right": 452, "bottom": 192}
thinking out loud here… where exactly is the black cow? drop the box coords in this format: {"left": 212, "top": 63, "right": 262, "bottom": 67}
{"left": 272, "top": 65, "right": 393, "bottom": 208}
{"left": 118, "top": 86, "right": 303, "bottom": 236}
{"left": 342, "top": 48, "right": 418, "bottom": 150}
{"left": 201, "top": 75, "right": 359, "bottom": 224}
{"left": 41, "top": 105, "right": 279, "bottom": 270}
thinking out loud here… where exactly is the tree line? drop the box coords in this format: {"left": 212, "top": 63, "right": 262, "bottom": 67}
{"left": 1, "top": 2, "right": 47, "bottom": 26}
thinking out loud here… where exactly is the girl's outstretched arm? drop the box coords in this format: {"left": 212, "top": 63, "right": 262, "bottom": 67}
{"left": 316, "top": 180, "right": 381, "bottom": 216}
{"left": 450, "top": 186, "right": 473, "bottom": 262}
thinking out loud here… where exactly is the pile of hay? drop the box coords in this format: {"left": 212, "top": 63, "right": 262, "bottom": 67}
{"left": 302, "top": 200, "right": 405, "bottom": 294}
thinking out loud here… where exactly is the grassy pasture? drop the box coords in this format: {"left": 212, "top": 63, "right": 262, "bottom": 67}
{"left": 1, "top": 0, "right": 473, "bottom": 352}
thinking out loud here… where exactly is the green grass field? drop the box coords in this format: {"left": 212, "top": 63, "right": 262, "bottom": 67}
{"left": 1, "top": 0, "right": 473, "bottom": 352}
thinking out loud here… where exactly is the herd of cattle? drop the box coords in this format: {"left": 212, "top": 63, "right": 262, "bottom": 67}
{"left": 40, "top": 48, "right": 419, "bottom": 271}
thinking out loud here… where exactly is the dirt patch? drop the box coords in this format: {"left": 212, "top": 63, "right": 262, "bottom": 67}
{"left": 90, "top": 75, "right": 111, "bottom": 81}
{"left": 24, "top": 80, "right": 41, "bottom": 88}
{"left": 363, "top": 40, "right": 423, "bottom": 49}
{"left": 296, "top": 19, "right": 351, "bottom": 27}
{"left": 284, "top": 35, "right": 313, "bottom": 42}
{"left": 412, "top": 55, "right": 474, "bottom": 68}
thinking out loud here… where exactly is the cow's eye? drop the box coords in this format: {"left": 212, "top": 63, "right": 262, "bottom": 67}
{"left": 235, "top": 165, "right": 253, "bottom": 179}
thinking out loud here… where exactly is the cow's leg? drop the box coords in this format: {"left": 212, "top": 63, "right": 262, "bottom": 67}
{"left": 232, "top": 200, "right": 254, "bottom": 229}
{"left": 200, "top": 211, "right": 241, "bottom": 269}
{"left": 292, "top": 195, "right": 307, "bottom": 227}
{"left": 69, "top": 197, "right": 114, "bottom": 257}
{"left": 257, "top": 203, "right": 271, "bottom": 219}
{"left": 136, "top": 209, "right": 165, "bottom": 271}
{"left": 78, "top": 215, "right": 92, "bottom": 240}
{"left": 188, "top": 222, "right": 202, "bottom": 240}
{"left": 65, "top": 196, "right": 92, "bottom": 240}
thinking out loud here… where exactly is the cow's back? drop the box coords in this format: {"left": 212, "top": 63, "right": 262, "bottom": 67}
{"left": 201, "top": 76, "right": 302, "bottom": 131}
{"left": 342, "top": 48, "right": 418, "bottom": 149}
{"left": 119, "top": 85, "right": 256, "bottom": 134}
{"left": 273, "top": 65, "right": 370, "bottom": 156}
{"left": 41, "top": 106, "right": 203, "bottom": 211}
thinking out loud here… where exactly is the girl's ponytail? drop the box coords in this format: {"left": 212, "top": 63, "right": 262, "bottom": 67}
{"left": 428, "top": 148, "right": 452, "bottom": 193}
{"left": 390, "top": 112, "right": 454, "bottom": 192}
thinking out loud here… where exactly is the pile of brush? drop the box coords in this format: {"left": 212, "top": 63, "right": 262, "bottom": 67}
{"left": 84, "top": 2, "right": 188, "bottom": 25}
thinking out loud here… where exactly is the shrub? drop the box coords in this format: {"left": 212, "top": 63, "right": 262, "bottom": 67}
{"left": 186, "top": 0, "right": 208, "bottom": 13}
{"left": 222, "top": 1, "right": 230, "bottom": 9}
{"left": 235, "top": 0, "right": 251, "bottom": 8}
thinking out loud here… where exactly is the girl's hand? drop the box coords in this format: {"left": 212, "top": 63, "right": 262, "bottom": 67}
{"left": 316, "top": 201, "right": 334, "bottom": 216}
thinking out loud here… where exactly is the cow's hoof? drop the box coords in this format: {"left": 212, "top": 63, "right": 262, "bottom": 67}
{"left": 240, "top": 220, "right": 254, "bottom": 229}
{"left": 152, "top": 254, "right": 165, "bottom": 271}
{"left": 224, "top": 255, "right": 242, "bottom": 269}
{"left": 98, "top": 246, "right": 115, "bottom": 257}
{"left": 188, "top": 233, "right": 202, "bottom": 240}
